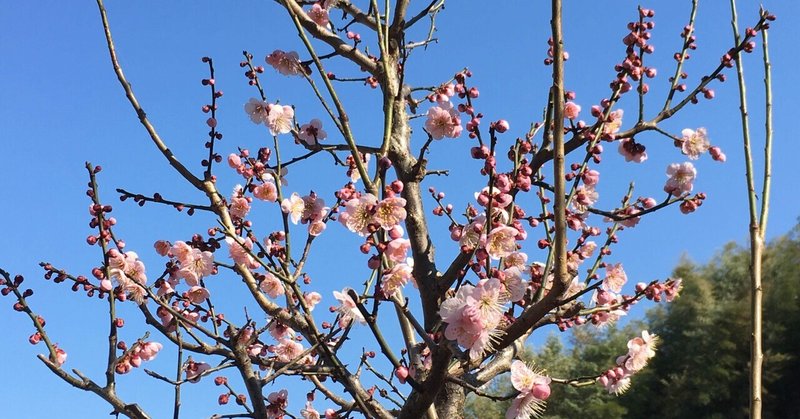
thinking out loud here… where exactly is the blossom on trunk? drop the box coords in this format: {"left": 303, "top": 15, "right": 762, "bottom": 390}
{"left": 506, "top": 360, "right": 551, "bottom": 419}
{"left": 425, "top": 103, "right": 462, "bottom": 139}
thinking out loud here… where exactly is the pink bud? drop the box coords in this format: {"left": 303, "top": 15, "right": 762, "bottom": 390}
{"left": 394, "top": 366, "right": 409, "bottom": 384}
{"left": 494, "top": 119, "right": 509, "bottom": 133}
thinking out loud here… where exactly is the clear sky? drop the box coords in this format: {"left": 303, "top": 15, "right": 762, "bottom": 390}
{"left": 1, "top": 1, "right": 797, "bottom": 417}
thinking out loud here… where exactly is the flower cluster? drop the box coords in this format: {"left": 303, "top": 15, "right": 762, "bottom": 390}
{"left": 598, "top": 331, "right": 658, "bottom": 394}
{"left": 115, "top": 341, "right": 163, "bottom": 374}
{"left": 106, "top": 249, "right": 147, "bottom": 303}
{"left": 506, "top": 360, "right": 552, "bottom": 419}
{"left": 338, "top": 193, "right": 407, "bottom": 236}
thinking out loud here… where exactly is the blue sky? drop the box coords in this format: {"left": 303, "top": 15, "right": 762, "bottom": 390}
{"left": 1, "top": 1, "right": 797, "bottom": 417}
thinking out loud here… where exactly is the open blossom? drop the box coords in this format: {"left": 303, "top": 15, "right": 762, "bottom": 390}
{"left": 266, "top": 50, "right": 303, "bottom": 76}
{"left": 504, "top": 251, "right": 528, "bottom": 269}
{"left": 506, "top": 360, "right": 551, "bottom": 419}
{"left": 134, "top": 341, "right": 162, "bottom": 362}
{"left": 260, "top": 272, "right": 285, "bottom": 298}
{"left": 273, "top": 338, "right": 306, "bottom": 363}
{"left": 500, "top": 266, "right": 529, "bottom": 302}
{"left": 373, "top": 196, "right": 407, "bottom": 229}
{"left": 267, "top": 389, "right": 289, "bottom": 419}
{"left": 459, "top": 215, "right": 487, "bottom": 251}
{"left": 267, "top": 104, "right": 295, "bottom": 136}
{"left": 307, "top": 3, "right": 329, "bottom": 27}
{"left": 281, "top": 193, "right": 306, "bottom": 224}
{"left": 54, "top": 346, "right": 67, "bottom": 366}
{"left": 297, "top": 119, "right": 327, "bottom": 145}
{"left": 304, "top": 291, "right": 322, "bottom": 311}
{"left": 380, "top": 263, "right": 412, "bottom": 297}
{"left": 604, "top": 109, "right": 624, "bottom": 136}
{"left": 333, "top": 288, "right": 366, "bottom": 327}
{"left": 386, "top": 238, "right": 411, "bottom": 263}
{"left": 618, "top": 137, "right": 647, "bottom": 163}
{"left": 244, "top": 98, "right": 269, "bottom": 124}
{"left": 226, "top": 236, "right": 260, "bottom": 269}
{"left": 439, "top": 278, "right": 507, "bottom": 359}
{"left": 229, "top": 195, "right": 251, "bottom": 219}
{"left": 664, "top": 162, "right": 696, "bottom": 195}
{"left": 174, "top": 246, "right": 214, "bottom": 286}
{"left": 185, "top": 360, "right": 211, "bottom": 383}
{"left": 564, "top": 101, "right": 581, "bottom": 120}
{"left": 622, "top": 330, "right": 658, "bottom": 372}
{"left": 602, "top": 263, "right": 627, "bottom": 293}
{"left": 486, "top": 225, "right": 519, "bottom": 259}
{"left": 108, "top": 249, "right": 147, "bottom": 303}
{"left": 185, "top": 286, "right": 210, "bottom": 304}
{"left": 571, "top": 185, "right": 598, "bottom": 213}
{"left": 253, "top": 181, "right": 278, "bottom": 202}
{"left": 301, "top": 193, "right": 329, "bottom": 224}
{"left": 425, "top": 103, "right": 462, "bottom": 139}
{"left": 339, "top": 193, "right": 378, "bottom": 236}
{"left": 680, "top": 128, "right": 710, "bottom": 160}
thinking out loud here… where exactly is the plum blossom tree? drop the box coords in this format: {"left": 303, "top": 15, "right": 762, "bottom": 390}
{"left": 0, "top": 0, "right": 775, "bottom": 418}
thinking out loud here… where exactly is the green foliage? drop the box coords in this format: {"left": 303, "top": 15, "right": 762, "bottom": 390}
{"left": 465, "top": 223, "right": 800, "bottom": 419}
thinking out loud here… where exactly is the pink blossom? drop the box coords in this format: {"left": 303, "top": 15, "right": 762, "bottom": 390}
{"left": 178, "top": 248, "right": 214, "bottom": 286}
{"left": 185, "top": 286, "right": 210, "bottom": 304}
{"left": 107, "top": 250, "right": 147, "bottom": 303}
{"left": 374, "top": 196, "right": 407, "bottom": 229}
{"left": 260, "top": 273, "right": 285, "bottom": 299}
{"left": 244, "top": 98, "right": 269, "bottom": 124}
{"left": 333, "top": 288, "right": 366, "bottom": 327}
{"left": 273, "top": 338, "right": 305, "bottom": 363}
{"left": 308, "top": 221, "right": 326, "bottom": 236}
{"left": 301, "top": 402, "right": 321, "bottom": 419}
{"left": 227, "top": 153, "right": 242, "bottom": 169}
{"left": 439, "top": 278, "right": 507, "bottom": 358}
{"left": 301, "top": 193, "right": 329, "bottom": 224}
{"left": 425, "top": 103, "right": 463, "bottom": 139}
{"left": 267, "top": 104, "right": 295, "bottom": 136}
{"left": 339, "top": 194, "right": 378, "bottom": 236}
{"left": 225, "top": 236, "right": 260, "bottom": 269}
{"left": 623, "top": 330, "right": 658, "bottom": 372}
{"left": 582, "top": 169, "right": 600, "bottom": 186}
{"left": 281, "top": 193, "right": 306, "bottom": 224}
{"left": 680, "top": 127, "right": 710, "bottom": 160}
{"left": 385, "top": 238, "right": 411, "bottom": 263}
{"left": 267, "top": 389, "right": 289, "bottom": 418}
{"left": 253, "top": 181, "right": 278, "bottom": 202}
{"left": 564, "top": 102, "right": 581, "bottom": 120}
{"left": 134, "top": 341, "right": 163, "bottom": 362}
{"left": 571, "top": 185, "right": 598, "bottom": 213}
{"left": 503, "top": 251, "right": 528, "bottom": 269}
{"left": 268, "top": 321, "right": 295, "bottom": 340}
{"left": 664, "top": 162, "right": 696, "bottom": 195}
{"left": 603, "top": 109, "right": 624, "bottom": 136}
{"left": 459, "top": 215, "right": 487, "bottom": 251}
{"left": 185, "top": 360, "right": 211, "bottom": 383}
{"left": 506, "top": 360, "right": 551, "bottom": 419}
{"left": 154, "top": 240, "right": 171, "bottom": 256}
{"left": 307, "top": 3, "right": 330, "bottom": 26}
{"left": 266, "top": 50, "right": 303, "bottom": 76}
{"left": 602, "top": 263, "right": 627, "bottom": 293}
{"left": 486, "top": 226, "right": 518, "bottom": 259}
{"left": 380, "top": 263, "right": 412, "bottom": 298}
{"left": 304, "top": 291, "right": 322, "bottom": 311}
{"left": 229, "top": 195, "right": 251, "bottom": 219}
{"left": 54, "top": 347, "right": 67, "bottom": 366}
{"left": 500, "top": 266, "right": 529, "bottom": 302}
{"left": 710, "top": 146, "right": 727, "bottom": 162}
{"left": 297, "top": 119, "right": 327, "bottom": 145}
{"left": 618, "top": 137, "right": 647, "bottom": 163}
